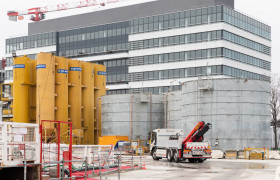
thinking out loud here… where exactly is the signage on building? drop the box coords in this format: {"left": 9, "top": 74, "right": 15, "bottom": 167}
{"left": 14, "top": 64, "right": 25, "bottom": 68}
{"left": 36, "top": 64, "right": 46, "bottom": 70}
{"left": 70, "top": 67, "right": 82, "bottom": 71}
{"left": 57, "top": 69, "right": 68, "bottom": 74}
{"left": 98, "top": 71, "right": 106, "bottom": 75}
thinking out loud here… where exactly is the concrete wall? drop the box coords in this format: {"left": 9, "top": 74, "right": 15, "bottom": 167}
{"left": 101, "top": 78, "right": 271, "bottom": 150}
{"left": 101, "top": 94, "right": 164, "bottom": 140}
{"left": 172, "top": 78, "right": 271, "bottom": 151}
{"left": 169, "top": 91, "right": 182, "bottom": 129}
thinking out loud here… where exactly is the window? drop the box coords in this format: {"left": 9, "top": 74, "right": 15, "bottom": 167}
{"left": 211, "top": 49, "right": 217, "bottom": 58}
{"left": 149, "top": 39, "right": 154, "bottom": 48}
{"left": 154, "top": 39, "right": 159, "bottom": 47}
{"left": 144, "top": 40, "right": 149, "bottom": 48}
{"left": 196, "top": 67, "right": 202, "bottom": 76}
{"left": 190, "top": 68, "right": 195, "bottom": 77}
{"left": 175, "top": 52, "right": 180, "bottom": 60}
{"left": 202, "top": 15, "right": 208, "bottom": 24}
{"left": 169, "top": 53, "right": 174, "bottom": 62}
{"left": 154, "top": 55, "right": 159, "bottom": 64}
{"left": 148, "top": 56, "right": 153, "bottom": 64}
{"left": 190, "top": 51, "right": 195, "bottom": 60}
{"left": 159, "top": 71, "right": 163, "bottom": 79}
{"left": 202, "top": 50, "right": 207, "bottom": 59}
{"left": 197, "top": 33, "right": 202, "bottom": 42}
{"left": 144, "top": 72, "right": 148, "bottom": 80}
{"left": 154, "top": 71, "right": 159, "bottom": 80}
{"left": 144, "top": 56, "right": 148, "bottom": 64}
{"left": 212, "top": 66, "right": 217, "bottom": 75}
{"left": 163, "top": 70, "right": 168, "bottom": 79}
{"left": 169, "top": 70, "right": 174, "bottom": 78}
{"left": 217, "top": 65, "right": 222, "bottom": 75}
{"left": 180, "top": 69, "right": 185, "bottom": 78}
{"left": 196, "top": 50, "right": 202, "bottom": 59}
{"left": 190, "top": 34, "right": 196, "bottom": 43}
{"left": 180, "top": 35, "right": 185, "bottom": 44}
{"left": 196, "top": 16, "right": 202, "bottom": 25}
{"left": 163, "top": 37, "right": 169, "bottom": 46}
{"left": 174, "top": 69, "right": 179, "bottom": 77}
{"left": 148, "top": 71, "right": 153, "bottom": 80}
{"left": 163, "top": 54, "right": 168, "bottom": 63}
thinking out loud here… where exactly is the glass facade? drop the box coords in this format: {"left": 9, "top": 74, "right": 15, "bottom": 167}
{"left": 103, "top": 58, "right": 129, "bottom": 85}
{"left": 5, "top": 70, "right": 13, "bottom": 81}
{"left": 223, "top": 6, "right": 270, "bottom": 40}
{"left": 107, "top": 89, "right": 130, "bottom": 95}
{"left": 5, "top": 57, "right": 13, "bottom": 67}
{"left": 131, "top": 65, "right": 270, "bottom": 82}
{"left": 130, "top": 30, "right": 271, "bottom": 55}
{"left": 130, "top": 47, "right": 271, "bottom": 70}
{"left": 107, "top": 85, "right": 182, "bottom": 95}
{"left": 6, "top": 32, "right": 56, "bottom": 54}
{"left": 130, "top": 5, "right": 271, "bottom": 40}
{"left": 6, "top": 5, "right": 271, "bottom": 56}
{"left": 58, "top": 21, "right": 130, "bottom": 57}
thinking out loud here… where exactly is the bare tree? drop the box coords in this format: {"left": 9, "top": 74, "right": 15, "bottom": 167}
{"left": 271, "top": 74, "right": 280, "bottom": 150}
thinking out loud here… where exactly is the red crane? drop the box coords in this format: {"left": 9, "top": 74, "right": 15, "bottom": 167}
{"left": 7, "top": 0, "right": 119, "bottom": 22}
{"left": 182, "top": 121, "right": 211, "bottom": 149}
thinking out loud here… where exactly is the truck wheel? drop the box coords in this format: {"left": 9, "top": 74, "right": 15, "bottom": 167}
{"left": 197, "top": 158, "right": 205, "bottom": 163}
{"left": 188, "top": 158, "right": 197, "bottom": 163}
{"left": 167, "top": 150, "right": 173, "bottom": 162}
{"left": 152, "top": 149, "right": 160, "bottom": 160}
{"left": 173, "top": 150, "right": 180, "bottom": 163}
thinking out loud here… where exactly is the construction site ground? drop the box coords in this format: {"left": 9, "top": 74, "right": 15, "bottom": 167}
{"left": 104, "top": 156, "right": 280, "bottom": 180}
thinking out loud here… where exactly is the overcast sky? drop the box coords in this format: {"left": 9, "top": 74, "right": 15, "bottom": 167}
{"left": 0, "top": 0, "right": 279, "bottom": 72}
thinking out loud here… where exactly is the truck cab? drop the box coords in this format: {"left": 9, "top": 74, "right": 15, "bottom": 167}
{"left": 150, "top": 129, "right": 184, "bottom": 155}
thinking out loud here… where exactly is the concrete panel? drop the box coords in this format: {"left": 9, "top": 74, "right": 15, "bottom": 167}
{"left": 102, "top": 94, "right": 164, "bottom": 140}
{"left": 176, "top": 78, "right": 271, "bottom": 151}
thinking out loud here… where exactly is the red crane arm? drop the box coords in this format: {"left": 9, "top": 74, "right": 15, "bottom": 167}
{"left": 7, "top": 0, "right": 120, "bottom": 22}
{"left": 182, "top": 121, "right": 205, "bottom": 145}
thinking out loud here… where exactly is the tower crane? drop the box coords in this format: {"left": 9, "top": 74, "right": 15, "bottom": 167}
{"left": 7, "top": 0, "right": 119, "bottom": 22}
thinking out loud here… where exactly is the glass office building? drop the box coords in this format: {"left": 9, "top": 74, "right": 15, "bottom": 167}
{"left": 5, "top": 0, "right": 271, "bottom": 94}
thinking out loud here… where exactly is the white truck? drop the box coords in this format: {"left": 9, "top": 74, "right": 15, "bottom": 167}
{"left": 150, "top": 122, "right": 212, "bottom": 163}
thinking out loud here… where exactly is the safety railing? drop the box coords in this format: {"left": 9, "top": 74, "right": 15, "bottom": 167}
{"left": 0, "top": 147, "right": 146, "bottom": 180}
{"left": 244, "top": 147, "right": 270, "bottom": 160}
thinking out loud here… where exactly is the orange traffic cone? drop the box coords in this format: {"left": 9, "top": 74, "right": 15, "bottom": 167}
{"left": 142, "top": 161, "right": 146, "bottom": 170}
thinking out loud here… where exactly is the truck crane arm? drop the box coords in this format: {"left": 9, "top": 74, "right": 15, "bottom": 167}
{"left": 187, "top": 123, "right": 211, "bottom": 143}
{"left": 182, "top": 121, "right": 205, "bottom": 144}
{"left": 182, "top": 121, "right": 211, "bottom": 145}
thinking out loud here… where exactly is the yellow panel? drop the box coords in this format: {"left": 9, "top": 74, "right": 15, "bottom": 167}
{"left": 81, "top": 62, "right": 95, "bottom": 144}
{"left": 36, "top": 53, "right": 55, "bottom": 126}
{"left": 30, "top": 60, "right": 37, "bottom": 123}
{"left": 93, "top": 64, "right": 106, "bottom": 144}
{"left": 8, "top": 53, "right": 106, "bottom": 145}
{"left": 55, "top": 57, "right": 69, "bottom": 135}
{"left": 13, "top": 56, "right": 31, "bottom": 123}
{"left": 68, "top": 60, "right": 82, "bottom": 138}
{"left": 99, "top": 136, "right": 129, "bottom": 145}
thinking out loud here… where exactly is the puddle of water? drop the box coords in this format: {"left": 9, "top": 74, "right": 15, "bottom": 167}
{"left": 222, "top": 163, "right": 270, "bottom": 169}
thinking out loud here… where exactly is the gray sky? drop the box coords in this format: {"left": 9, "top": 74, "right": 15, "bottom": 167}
{"left": 0, "top": 0, "right": 279, "bottom": 72}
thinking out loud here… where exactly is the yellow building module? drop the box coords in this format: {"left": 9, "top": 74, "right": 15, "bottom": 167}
{"left": 8, "top": 53, "right": 106, "bottom": 145}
